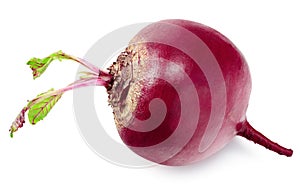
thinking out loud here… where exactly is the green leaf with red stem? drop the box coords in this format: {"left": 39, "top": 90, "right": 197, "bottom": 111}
{"left": 9, "top": 74, "right": 109, "bottom": 137}
{"left": 27, "top": 50, "right": 104, "bottom": 79}
{"left": 27, "top": 89, "right": 63, "bottom": 125}
{"left": 27, "top": 50, "right": 71, "bottom": 79}
{"left": 9, "top": 88, "right": 63, "bottom": 137}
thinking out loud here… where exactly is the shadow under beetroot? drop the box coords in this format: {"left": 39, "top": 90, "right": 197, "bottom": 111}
{"left": 153, "top": 137, "right": 255, "bottom": 173}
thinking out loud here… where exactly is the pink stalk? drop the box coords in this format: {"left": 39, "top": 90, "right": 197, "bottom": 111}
{"left": 62, "top": 52, "right": 111, "bottom": 78}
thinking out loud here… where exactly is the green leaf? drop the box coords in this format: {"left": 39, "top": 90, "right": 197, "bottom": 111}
{"left": 27, "top": 50, "right": 71, "bottom": 79}
{"left": 27, "top": 89, "right": 63, "bottom": 124}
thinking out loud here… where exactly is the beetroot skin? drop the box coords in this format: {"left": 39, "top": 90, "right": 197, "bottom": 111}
{"left": 107, "top": 19, "right": 292, "bottom": 165}
{"left": 10, "top": 19, "right": 293, "bottom": 166}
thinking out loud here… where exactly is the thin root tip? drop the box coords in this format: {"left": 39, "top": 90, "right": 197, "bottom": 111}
{"left": 284, "top": 149, "right": 293, "bottom": 157}
{"left": 237, "top": 120, "right": 294, "bottom": 158}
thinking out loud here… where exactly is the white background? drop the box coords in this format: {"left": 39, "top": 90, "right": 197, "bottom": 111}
{"left": 0, "top": 0, "right": 299, "bottom": 186}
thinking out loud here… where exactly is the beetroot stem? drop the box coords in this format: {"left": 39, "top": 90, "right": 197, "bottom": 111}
{"left": 63, "top": 53, "right": 112, "bottom": 80}
{"left": 10, "top": 71, "right": 112, "bottom": 137}
{"left": 236, "top": 120, "right": 293, "bottom": 157}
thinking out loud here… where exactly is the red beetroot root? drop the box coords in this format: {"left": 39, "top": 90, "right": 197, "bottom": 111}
{"left": 10, "top": 19, "right": 293, "bottom": 166}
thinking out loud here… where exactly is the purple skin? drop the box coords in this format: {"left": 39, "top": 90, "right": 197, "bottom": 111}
{"left": 108, "top": 19, "right": 292, "bottom": 165}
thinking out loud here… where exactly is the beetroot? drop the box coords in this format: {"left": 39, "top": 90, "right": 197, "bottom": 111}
{"left": 10, "top": 19, "right": 293, "bottom": 166}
